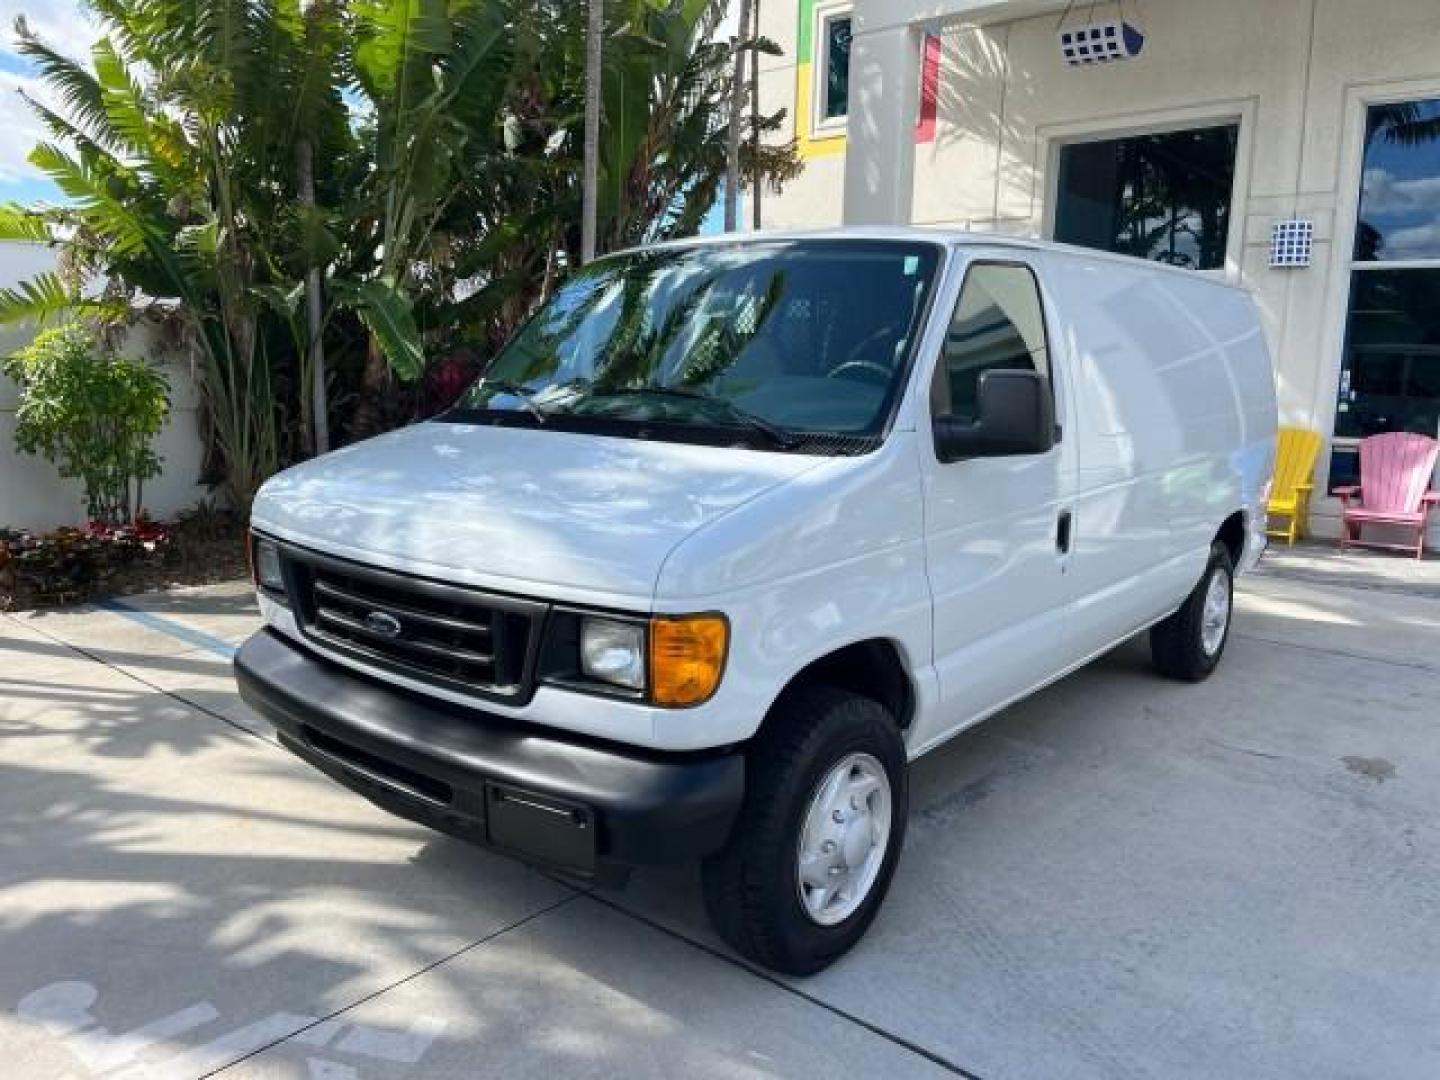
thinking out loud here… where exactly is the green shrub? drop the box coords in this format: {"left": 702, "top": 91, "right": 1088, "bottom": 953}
{"left": 3, "top": 323, "right": 170, "bottom": 525}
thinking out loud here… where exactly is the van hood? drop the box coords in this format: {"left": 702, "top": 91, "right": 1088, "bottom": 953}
{"left": 251, "top": 421, "right": 823, "bottom": 603}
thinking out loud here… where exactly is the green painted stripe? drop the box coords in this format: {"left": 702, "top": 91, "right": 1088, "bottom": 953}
{"left": 797, "top": 0, "right": 817, "bottom": 63}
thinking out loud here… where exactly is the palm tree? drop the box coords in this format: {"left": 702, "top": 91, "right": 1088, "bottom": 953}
{"left": 0, "top": 6, "right": 289, "bottom": 506}
{"left": 343, "top": 0, "right": 519, "bottom": 433}
{"left": 724, "top": 0, "right": 751, "bottom": 231}
{"left": 289, "top": 0, "right": 353, "bottom": 456}
{"left": 582, "top": 0, "right": 603, "bottom": 263}
{"left": 1367, "top": 102, "right": 1440, "bottom": 148}
{"left": 750, "top": 0, "right": 762, "bottom": 230}
{"left": 0, "top": 0, "right": 803, "bottom": 492}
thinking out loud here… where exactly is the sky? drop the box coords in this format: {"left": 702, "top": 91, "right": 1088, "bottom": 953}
{"left": 0, "top": 0, "right": 98, "bottom": 204}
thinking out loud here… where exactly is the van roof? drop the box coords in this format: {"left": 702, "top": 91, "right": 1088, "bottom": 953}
{"left": 624, "top": 226, "right": 1249, "bottom": 293}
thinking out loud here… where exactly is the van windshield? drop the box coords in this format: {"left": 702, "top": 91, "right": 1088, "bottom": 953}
{"left": 449, "top": 240, "right": 942, "bottom": 453}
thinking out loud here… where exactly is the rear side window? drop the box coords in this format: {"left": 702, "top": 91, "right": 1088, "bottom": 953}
{"left": 936, "top": 263, "right": 1051, "bottom": 422}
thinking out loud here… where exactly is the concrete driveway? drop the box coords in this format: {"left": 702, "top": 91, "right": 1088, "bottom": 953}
{"left": 3, "top": 551, "right": 1438, "bottom": 1080}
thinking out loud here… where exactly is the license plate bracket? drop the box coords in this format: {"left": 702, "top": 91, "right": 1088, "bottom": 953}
{"left": 485, "top": 783, "right": 597, "bottom": 875}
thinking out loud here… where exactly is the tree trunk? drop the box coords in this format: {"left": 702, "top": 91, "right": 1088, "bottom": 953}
{"left": 351, "top": 336, "right": 391, "bottom": 439}
{"left": 750, "top": 0, "right": 762, "bottom": 231}
{"left": 724, "top": 0, "right": 752, "bottom": 232}
{"left": 582, "top": 0, "right": 603, "bottom": 264}
{"left": 296, "top": 138, "right": 330, "bottom": 456}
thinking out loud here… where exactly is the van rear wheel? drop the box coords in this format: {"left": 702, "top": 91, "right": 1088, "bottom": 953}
{"left": 701, "top": 687, "right": 907, "bottom": 976}
{"left": 1150, "top": 542, "right": 1234, "bottom": 681}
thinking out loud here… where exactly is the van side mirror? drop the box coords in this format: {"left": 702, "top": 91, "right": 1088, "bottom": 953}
{"left": 933, "top": 369, "right": 1056, "bottom": 462}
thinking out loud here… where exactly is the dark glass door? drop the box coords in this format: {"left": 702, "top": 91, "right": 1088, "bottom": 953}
{"left": 1332, "top": 98, "right": 1440, "bottom": 487}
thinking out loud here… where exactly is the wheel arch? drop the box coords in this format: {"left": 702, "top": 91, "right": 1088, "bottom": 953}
{"left": 1216, "top": 509, "right": 1247, "bottom": 567}
{"left": 762, "top": 639, "right": 916, "bottom": 734}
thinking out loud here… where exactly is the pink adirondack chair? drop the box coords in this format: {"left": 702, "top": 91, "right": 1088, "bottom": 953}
{"left": 1334, "top": 432, "right": 1440, "bottom": 559}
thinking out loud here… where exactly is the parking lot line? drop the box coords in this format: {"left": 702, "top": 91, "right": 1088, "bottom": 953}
{"left": 96, "top": 598, "right": 240, "bottom": 661}
{"left": 202, "top": 893, "right": 584, "bottom": 1079}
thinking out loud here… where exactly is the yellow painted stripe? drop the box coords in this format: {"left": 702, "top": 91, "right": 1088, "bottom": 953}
{"left": 796, "top": 61, "right": 847, "bottom": 160}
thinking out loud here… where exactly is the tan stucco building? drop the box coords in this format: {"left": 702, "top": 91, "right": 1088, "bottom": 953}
{"left": 756, "top": 0, "right": 1440, "bottom": 543}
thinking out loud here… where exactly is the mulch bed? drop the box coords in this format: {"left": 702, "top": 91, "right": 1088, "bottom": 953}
{"left": 1, "top": 509, "right": 250, "bottom": 612}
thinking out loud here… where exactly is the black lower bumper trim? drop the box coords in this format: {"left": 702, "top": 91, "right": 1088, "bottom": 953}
{"left": 235, "top": 629, "right": 744, "bottom": 877}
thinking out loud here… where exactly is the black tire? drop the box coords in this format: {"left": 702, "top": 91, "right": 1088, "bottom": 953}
{"left": 1150, "top": 542, "right": 1234, "bottom": 682}
{"left": 701, "top": 687, "right": 908, "bottom": 976}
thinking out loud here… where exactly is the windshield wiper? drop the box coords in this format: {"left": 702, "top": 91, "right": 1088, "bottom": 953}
{"left": 591, "top": 386, "right": 801, "bottom": 450}
{"left": 478, "top": 378, "right": 547, "bottom": 424}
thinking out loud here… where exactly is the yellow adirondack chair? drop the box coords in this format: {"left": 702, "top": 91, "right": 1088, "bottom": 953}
{"left": 1267, "top": 427, "right": 1323, "bottom": 545}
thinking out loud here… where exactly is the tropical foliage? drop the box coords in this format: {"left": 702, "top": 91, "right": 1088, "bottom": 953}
{"left": 2, "top": 322, "right": 169, "bottom": 524}
{"left": 0, "top": 0, "right": 799, "bottom": 508}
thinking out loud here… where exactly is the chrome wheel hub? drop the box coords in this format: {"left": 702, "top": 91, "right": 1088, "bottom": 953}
{"left": 796, "top": 752, "right": 892, "bottom": 926}
{"left": 1201, "top": 567, "right": 1231, "bottom": 657}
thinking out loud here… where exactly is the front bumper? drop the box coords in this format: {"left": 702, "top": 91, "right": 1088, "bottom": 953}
{"left": 235, "top": 629, "right": 745, "bottom": 879}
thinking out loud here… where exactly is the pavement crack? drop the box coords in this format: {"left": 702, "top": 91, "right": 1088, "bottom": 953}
{"left": 579, "top": 890, "right": 987, "bottom": 1080}
{"left": 203, "top": 890, "right": 583, "bottom": 1077}
{"left": 1206, "top": 737, "right": 1286, "bottom": 761}
{"left": 1251, "top": 566, "right": 1440, "bottom": 601}
{"left": 1232, "top": 630, "right": 1440, "bottom": 676}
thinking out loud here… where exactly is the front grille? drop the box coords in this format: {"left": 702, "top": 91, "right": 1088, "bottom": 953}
{"left": 282, "top": 546, "right": 545, "bottom": 702}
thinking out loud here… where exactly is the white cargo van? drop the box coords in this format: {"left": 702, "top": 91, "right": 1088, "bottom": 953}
{"left": 237, "top": 230, "right": 1276, "bottom": 974}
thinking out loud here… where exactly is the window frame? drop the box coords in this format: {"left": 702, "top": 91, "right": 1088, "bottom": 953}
{"left": 929, "top": 258, "right": 1058, "bottom": 435}
{"left": 1048, "top": 121, "right": 1241, "bottom": 276}
{"left": 1325, "top": 92, "right": 1440, "bottom": 491}
{"left": 1040, "top": 106, "right": 1251, "bottom": 283}
{"left": 811, "top": 2, "right": 853, "bottom": 137}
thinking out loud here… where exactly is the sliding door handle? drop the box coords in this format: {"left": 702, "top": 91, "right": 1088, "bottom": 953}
{"left": 1057, "top": 509, "right": 1073, "bottom": 555}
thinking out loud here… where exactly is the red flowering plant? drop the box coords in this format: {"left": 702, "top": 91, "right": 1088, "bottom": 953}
{"left": 1, "top": 527, "right": 108, "bottom": 606}
{"left": 86, "top": 515, "right": 173, "bottom": 553}
{"left": 421, "top": 352, "right": 482, "bottom": 417}
{"left": 0, "top": 517, "right": 174, "bottom": 608}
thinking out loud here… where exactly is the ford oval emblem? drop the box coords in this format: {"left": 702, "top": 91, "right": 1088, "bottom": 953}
{"left": 364, "top": 611, "right": 403, "bottom": 639}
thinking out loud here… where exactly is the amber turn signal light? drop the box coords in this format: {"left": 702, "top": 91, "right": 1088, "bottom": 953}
{"left": 649, "top": 615, "right": 729, "bottom": 707}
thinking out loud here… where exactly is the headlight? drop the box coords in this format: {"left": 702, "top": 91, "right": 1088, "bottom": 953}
{"left": 253, "top": 537, "right": 285, "bottom": 594}
{"left": 650, "top": 614, "right": 728, "bottom": 707}
{"left": 580, "top": 617, "right": 646, "bottom": 690}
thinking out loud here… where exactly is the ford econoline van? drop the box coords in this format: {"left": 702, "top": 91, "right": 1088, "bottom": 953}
{"left": 236, "top": 230, "right": 1277, "bottom": 975}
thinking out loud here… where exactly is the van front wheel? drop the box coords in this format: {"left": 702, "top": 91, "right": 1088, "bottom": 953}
{"left": 701, "top": 687, "right": 907, "bottom": 976}
{"left": 1150, "top": 542, "right": 1234, "bottom": 681}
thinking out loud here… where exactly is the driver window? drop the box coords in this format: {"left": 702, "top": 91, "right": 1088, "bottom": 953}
{"left": 935, "top": 263, "right": 1050, "bottom": 422}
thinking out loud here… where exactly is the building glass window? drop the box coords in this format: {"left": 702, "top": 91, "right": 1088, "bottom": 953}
{"left": 1333, "top": 98, "right": 1440, "bottom": 487}
{"left": 1355, "top": 99, "right": 1440, "bottom": 262}
{"left": 821, "top": 14, "right": 851, "bottom": 122}
{"left": 1053, "top": 124, "right": 1239, "bottom": 271}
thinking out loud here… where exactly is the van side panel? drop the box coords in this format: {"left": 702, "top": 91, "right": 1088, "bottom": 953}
{"left": 1165, "top": 284, "right": 1277, "bottom": 571}
{"left": 1041, "top": 254, "right": 1275, "bottom": 662}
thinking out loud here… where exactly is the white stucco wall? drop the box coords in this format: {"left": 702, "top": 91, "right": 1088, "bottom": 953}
{"left": 756, "top": 0, "right": 848, "bottom": 229}
{"left": 0, "top": 243, "right": 211, "bottom": 531}
{"left": 762, "top": 0, "right": 1440, "bottom": 545}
